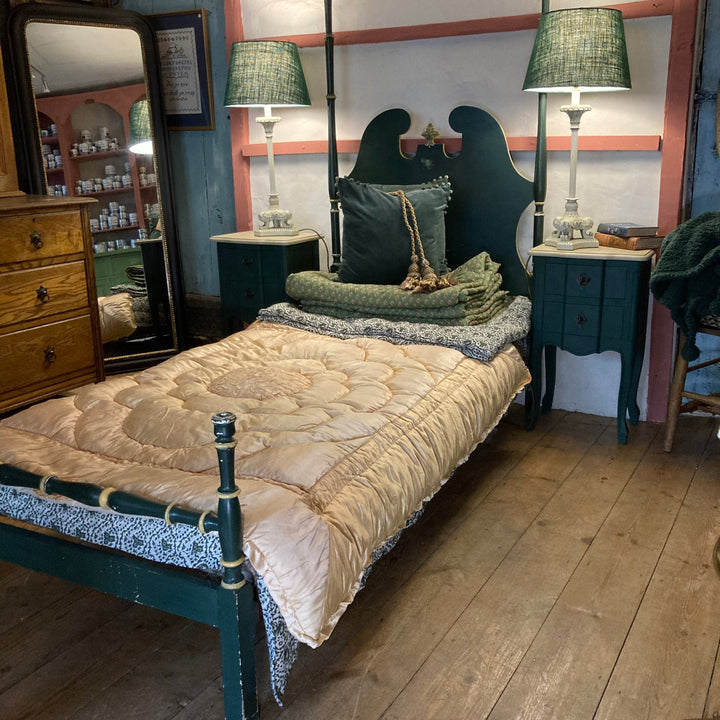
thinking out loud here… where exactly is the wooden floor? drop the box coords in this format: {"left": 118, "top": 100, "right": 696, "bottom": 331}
{"left": 2, "top": 406, "right": 720, "bottom": 720}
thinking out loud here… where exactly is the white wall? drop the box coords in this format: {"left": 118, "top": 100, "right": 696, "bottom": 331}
{"left": 240, "top": 0, "right": 672, "bottom": 420}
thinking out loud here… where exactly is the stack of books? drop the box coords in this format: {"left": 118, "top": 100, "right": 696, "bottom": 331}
{"left": 594, "top": 222, "right": 662, "bottom": 250}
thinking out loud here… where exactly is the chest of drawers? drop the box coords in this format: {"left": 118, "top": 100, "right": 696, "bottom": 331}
{"left": 210, "top": 230, "right": 320, "bottom": 333}
{"left": 526, "top": 243, "right": 654, "bottom": 444}
{"left": 0, "top": 195, "right": 104, "bottom": 412}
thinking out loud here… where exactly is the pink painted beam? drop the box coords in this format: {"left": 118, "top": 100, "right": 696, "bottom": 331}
{"left": 225, "top": 0, "right": 252, "bottom": 232}
{"left": 646, "top": 0, "right": 700, "bottom": 423}
{"left": 257, "top": 1, "right": 674, "bottom": 47}
{"left": 239, "top": 135, "right": 662, "bottom": 157}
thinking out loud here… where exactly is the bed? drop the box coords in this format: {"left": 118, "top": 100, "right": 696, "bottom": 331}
{"left": 98, "top": 292, "right": 138, "bottom": 343}
{"left": 0, "top": 26, "right": 548, "bottom": 720}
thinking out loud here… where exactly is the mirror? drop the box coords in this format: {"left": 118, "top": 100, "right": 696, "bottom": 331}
{"left": 8, "top": 3, "right": 186, "bottom": 371}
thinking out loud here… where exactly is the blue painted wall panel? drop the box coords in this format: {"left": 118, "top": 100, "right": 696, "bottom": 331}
{"left": 688, "top": 0, "right": 720, "bottom": 397}
{"left": 122, "top": 0, "right": 236, "bottom": 296}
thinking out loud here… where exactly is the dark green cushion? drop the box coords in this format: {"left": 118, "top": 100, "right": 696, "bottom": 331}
{"left": 337, "top": 177, "right": 451, "bottom": 285}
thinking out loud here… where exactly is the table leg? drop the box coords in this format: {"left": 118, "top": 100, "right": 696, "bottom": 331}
{"left": 541, "top": 345, "right": 557, "bottom": 414}
{"left": 627, "top": 344, "right": 644, "bottom": 426}
{"left": 525, "top": 339, "right": 544, "bottom": 430}
{"left": 616, "top": 350, "right": 632, "bottom": 444}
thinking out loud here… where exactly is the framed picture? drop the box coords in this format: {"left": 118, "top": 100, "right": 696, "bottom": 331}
{"left": 148, "top": 9, "right": 215, "bottom": 131}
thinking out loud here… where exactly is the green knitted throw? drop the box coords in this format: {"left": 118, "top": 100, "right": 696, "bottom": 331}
{"left": 649, "top": 211, "right": 720, "bottom": 360}
{"left": 285, "top": 252, "right": 508, "bottom": 326}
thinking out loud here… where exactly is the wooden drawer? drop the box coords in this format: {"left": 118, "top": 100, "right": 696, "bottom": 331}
{"left": 0, "top": 211, "right": 84, "bottom": 264}
{"left": 603, "top": 262, "right": 632, "bottom": 300}
{"left": 562, "top": 302, "right": 601, "bottom": 339}
{"left": 563, "top": 263, "right": 603, "bottom": 299}
{"left": 0, "top": 315, "right": 96, "bottom": 396}
{"left": 0, "top": 261, "right": 88, "bottom": 325}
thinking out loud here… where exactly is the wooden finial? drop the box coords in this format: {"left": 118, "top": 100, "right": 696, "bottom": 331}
{"left": 421, "top": 122, "right": 440, "bottom": 147}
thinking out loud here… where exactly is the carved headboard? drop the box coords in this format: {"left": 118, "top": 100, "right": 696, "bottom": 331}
{"left": 347, "top": 106, "right": 535, "bottom": 297}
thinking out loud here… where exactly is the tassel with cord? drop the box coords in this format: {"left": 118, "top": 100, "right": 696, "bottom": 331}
{"left": 400, "top": 252, "right": 421, "bottom": 291}
{"left": 390, "top": 190, "right": 453, "bottom": 293}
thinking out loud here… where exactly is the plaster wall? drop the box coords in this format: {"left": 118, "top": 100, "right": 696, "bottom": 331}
{"left": 119, "top": 0, "right": 681, "bottom": 421}
{"left": 688, "top": 0, "right": 720, "bottom": 397}
{"left": 240, "top": 0, "right": 672, "bottom": 420}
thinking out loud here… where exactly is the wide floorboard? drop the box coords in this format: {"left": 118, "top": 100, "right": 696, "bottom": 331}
{"left": 1, "top": 406, "right": 719, "bottom": 720}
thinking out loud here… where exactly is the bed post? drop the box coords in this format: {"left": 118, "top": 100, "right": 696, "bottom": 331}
{"left": 525, "top": 0, "right": 549, "bottom": 430}
{"left": 325, "top": 0, "right": 341, "bottom": 271}
{"left": 532, "top": 0, "right": 548, "bottom": 248}
{"left": 212, "top": 412, "right": 259, "bottom": 720}
{"left": 533, "top": 93, "right": 547, "bottom": 247}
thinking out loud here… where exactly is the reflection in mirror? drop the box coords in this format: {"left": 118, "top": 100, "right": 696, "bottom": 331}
{"left": 13, "top": 8, "right": 183, "bottom": 369}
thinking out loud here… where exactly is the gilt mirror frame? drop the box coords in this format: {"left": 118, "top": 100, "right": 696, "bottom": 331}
{"left": 7, "top": 1, "right": 187, "bottom": 370}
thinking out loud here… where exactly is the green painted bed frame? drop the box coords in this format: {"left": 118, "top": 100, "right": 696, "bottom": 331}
{"left": 0, "top": 4, "right": 550, "bottom": 719}
{"left": 0, "top": 107, "right": 545, "bottom": 719}
{"left": 0, "top": 413, "right": 259, "bottom": 719}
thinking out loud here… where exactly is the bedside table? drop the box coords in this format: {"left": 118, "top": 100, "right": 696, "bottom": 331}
{"left": 210, "top": 230, "right": 320, "bottom": 332}
{"left": 525, "top": 243, "right": 654, "bottom": 443}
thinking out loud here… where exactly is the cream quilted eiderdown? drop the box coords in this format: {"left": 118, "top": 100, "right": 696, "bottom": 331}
{"left": 0, "top": 321, "right": 529, "bottom": 646}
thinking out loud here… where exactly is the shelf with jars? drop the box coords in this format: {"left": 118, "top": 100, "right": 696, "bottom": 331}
{"left": 80, "top": 187, "right": 136, "bottom": 198}
{"left": 71, "top": 148, "right": 127, "bottom": 162}
{"left": 93, "top": 225, "right": 141, "bottom": 235}
{"left": 35, "top": 84, "right": 149, "bottom": 225}
{"left": 38, "top": 112, "right": 67, "bottom": 198}
{"left": 34, "top": 85, "right": 160, "bottom": 298}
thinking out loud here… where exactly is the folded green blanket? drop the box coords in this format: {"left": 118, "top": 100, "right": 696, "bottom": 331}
{"left": 301, "top": 292, "right": 509, "bottom": 325}
{"left": 649, "top": 211, "right": 720, "bottom": 360}
{"left": 286, "top": 252, "right": 508, "bottom": 325}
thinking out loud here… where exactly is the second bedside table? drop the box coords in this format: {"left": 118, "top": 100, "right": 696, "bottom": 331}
{"left": 210, "top": 230, "right": 320, "bottom": 333}
{"left": 525, "top": 243, "right": 655, "bottom": 444}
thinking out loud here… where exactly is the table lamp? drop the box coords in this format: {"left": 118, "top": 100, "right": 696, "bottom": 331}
{"left": 128, "top": 99, "right": 153, "bottom": 155}
{"left": 224, "top": 40, "right": 311, "bottom": 236}
{"left": 523, "top": 8, "right": 631, "bottom": 250}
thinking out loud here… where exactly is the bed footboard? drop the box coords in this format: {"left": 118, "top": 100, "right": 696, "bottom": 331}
{"left": 0, "top": 412, "right": 258, "bottom": 720}
{"left": 213, "top": 411, "right": 259, "bottom": 720}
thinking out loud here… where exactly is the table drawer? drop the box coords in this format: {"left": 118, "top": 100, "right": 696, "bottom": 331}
{"left": 226, "top": 282, "right": 264, "bottom": 311}
{"left": 0, "top": 315, "right": 96, "bottom": 396}
{"left": 603, "top": 263, "right": 632, "bottom": 300}
{"left": 0, "top": 261, "right": 88, "bottom": 325}
{"left": 563, "top": 302, "right": 601, "bottom": 338}
{"left": 0, "top": 211, "right": 84, "bottom": 264}
{"left": 233, "top": 245, "right": 262, "bottom": 280}
{"left": 564, "top": 263, "right": 603, "bottom": 299}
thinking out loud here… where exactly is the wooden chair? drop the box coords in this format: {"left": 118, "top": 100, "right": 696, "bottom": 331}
{"left": 664, "top": 315, "right": 720, "bottom": 451}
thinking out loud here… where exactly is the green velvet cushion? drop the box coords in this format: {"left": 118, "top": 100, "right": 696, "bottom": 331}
{"left": 337, "top": 177, "right": 451, "bottom": 285}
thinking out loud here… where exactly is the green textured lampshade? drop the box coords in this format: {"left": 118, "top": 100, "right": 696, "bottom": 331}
{"left": 224, "top": 40, "right": 311, "bottom": 108}
{"left": 523, "top": 8, "right": 631, "bottom": 93}
{"left": 128, "top": 99, "right": 153, "bottom": 154}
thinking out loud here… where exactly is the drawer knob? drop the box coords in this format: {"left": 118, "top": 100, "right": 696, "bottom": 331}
{"left": 246, "top": 289, "right": 256, "bottom": 299}
{"left": 577, "top": 272, "right": 591, "bottom": 288}
{"left": 576, "top": 312, "right": 588, "bottom": 328}
{"left": 36, "top": 285, "right": 50, "bottom": 303}
{"left": 44, "top": 345, "right": 57, "bottom": 364}
{"left": 29, "top": 230, "right": 44, "bottom": 249}
{"left": 243, "top": 257, "right": 254, "bottom": 267}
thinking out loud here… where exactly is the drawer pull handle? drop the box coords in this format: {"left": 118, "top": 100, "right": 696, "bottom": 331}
{"left": 576, "top": 312, "right": 588, "bottom": 328}
{"left": 246, "top": 289, "right": 256, "bottom": 299}
{"left": 577, "top": 272, "right": 591, "bottom": 288}
{"left": 44, "top": 346, "right": 57, "bottom": 364}
{"left": 29, "top": 230, "right": 44, "bottom": 249}
{"left": 36, "top": 285, "right": 50, "bottom": 303}
{"left": 243, "top": 257, "right": 253, "bottom": 267}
